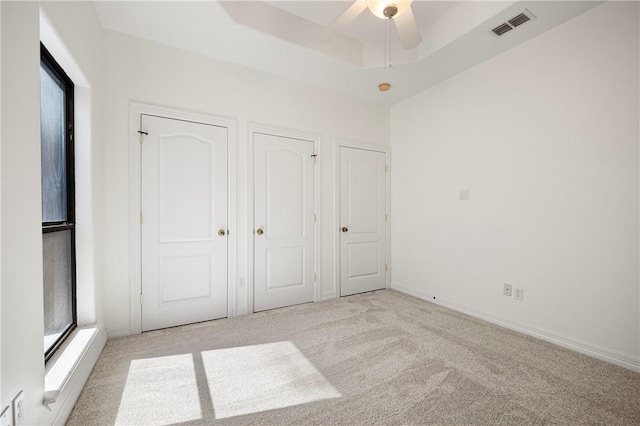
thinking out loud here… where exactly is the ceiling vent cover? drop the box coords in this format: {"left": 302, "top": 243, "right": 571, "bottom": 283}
{"left": 492, "top": 23, "right": 513, "bottom": 36}
{"left": 509, "top": 13, "right": 530, "bottom": 28}
{"left": 491, "top": 9, "right": 536, "bottom": 37}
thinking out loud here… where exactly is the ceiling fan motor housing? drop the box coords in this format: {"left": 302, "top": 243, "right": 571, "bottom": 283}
{"left": 367, "top": 0, "right": 412, "bottom": 20}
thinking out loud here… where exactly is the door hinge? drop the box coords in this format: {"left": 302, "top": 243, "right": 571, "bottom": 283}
{"left": 385, "top": 264, "right": 388, "bottom": 272}
{"left": 140, "top": 293, "right": 143, "bottom": 305}
{"left": 311, "top": 154, "right": 318, "bottom": 165}
{"left": 138, "top": 130, "right": 148, "bottom": 144}
{"left": 313, "top": 273, "right": 317, "bottom": 282}
{"left": 384, "top": 214, "right": 388, "bottom": 222}
{"left": 385, "top": 164, "right": 388, "bottom": 172}
{"left": 313, "top": 214, "right": 317, "bottom": 223}
{"left": 140, "top": 212, "right": 143, "bottom": 224}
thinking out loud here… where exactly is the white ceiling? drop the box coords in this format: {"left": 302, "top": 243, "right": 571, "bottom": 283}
{"left": 265, "top": 1, "right": 462, "bottom": 43}
{"left": 93, "top": 1, "right": 604, "bottom": 106}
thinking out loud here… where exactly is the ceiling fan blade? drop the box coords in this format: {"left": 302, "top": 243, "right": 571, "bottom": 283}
{"left": 322, "top": 0, "right": 368, "bottom": 40}
{"left": 394, "top": 6, "right": 422, "bottom": 49}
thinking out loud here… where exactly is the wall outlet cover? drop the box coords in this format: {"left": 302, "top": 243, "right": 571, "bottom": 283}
{"left": 503, "top": 283, "right": 512, "bottom": 296}
{"left": 12, "top": 391, "right": 24, "bottom": 426}
{"left": 514, "top": 288, "right": 523, "bottom": 301}
{"left": 0, "top": 406, "right": 12, "bottom": 426}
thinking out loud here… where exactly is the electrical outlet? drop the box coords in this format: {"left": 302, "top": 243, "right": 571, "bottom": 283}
{"left": 0, "top": 406, "right": 12, "bottom": 426}
{"left": 503, "top": 283, "right": 512, "bottom": 297}
{"left": 514, "top": 288, "right": 523, "bottom": 301}
{"left": 239, "top": 278, "right": 244, "bottom": 287}
{"left": 12, "top": 391, "right": 24, "bottom": 426}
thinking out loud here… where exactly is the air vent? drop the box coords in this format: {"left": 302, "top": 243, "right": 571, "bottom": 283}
{"left": 490, "top": 9, "right": 537, "bottom": 37}
{"left": 508, "top": 13, "right": 530, "bottom": 28}
{"left": 492, "top": 23, "right": 513, "bottom": 36}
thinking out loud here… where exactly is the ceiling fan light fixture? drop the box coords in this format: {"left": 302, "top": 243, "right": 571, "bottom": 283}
{"left": 367, "top": 0, "right": 412, "bottom": 20}
{"left": 378, "top": 82, "right": 391, "bottom": 92}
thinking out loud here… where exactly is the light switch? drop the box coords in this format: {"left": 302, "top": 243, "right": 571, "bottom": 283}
{"left": 459, "top": 189, "right": 470, "bottom": 201}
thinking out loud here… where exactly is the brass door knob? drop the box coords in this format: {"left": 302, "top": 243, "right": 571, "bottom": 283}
{"left": 341, "top": 227, "right": 348, "bottom": 232}
{"left": 256, "top": 228, "right": 264, "bottom": 235}
{"left": 218, "top": 229, "right": 226, "bottom": 236}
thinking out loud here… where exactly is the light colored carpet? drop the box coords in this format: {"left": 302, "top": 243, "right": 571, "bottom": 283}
{"left": 67, "top": 290, "right": 640, "bottom": 425}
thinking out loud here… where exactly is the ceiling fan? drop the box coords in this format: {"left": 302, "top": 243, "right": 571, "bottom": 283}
{"left": 325, "top": 0, "right": 422, "bottom": 50}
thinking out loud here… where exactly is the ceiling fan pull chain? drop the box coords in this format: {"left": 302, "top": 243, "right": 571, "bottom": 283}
{"left": 384, "top": 19, "right": 388, "bottom": 68}
{"left": 386, "top": 18, "right": 392, "bottom": 68}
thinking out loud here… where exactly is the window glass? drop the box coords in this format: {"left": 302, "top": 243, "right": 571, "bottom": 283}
{"left": 43, "top": 230, "right": 74, "bottom": 353}
{"left": 40, "top": 64, "right": 67, "bottom": 223}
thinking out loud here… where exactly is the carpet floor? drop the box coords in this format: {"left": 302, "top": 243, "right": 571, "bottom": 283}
{"left": 67, "top": 290, "right": 640, "bottom": 425}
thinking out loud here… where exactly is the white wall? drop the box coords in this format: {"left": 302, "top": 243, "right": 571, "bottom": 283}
{"left": 2, "top": 3, "right": 45, "bottom": 421}
{"left": 1, "top": 2, "right": 104, "bottom": 424}
{"left": 0, "top": 0, "right": 3, "bottom": 406}
{"left": 390, "top": 1, "right": 639, "bottom": 370}
{"left": 102, "top": 31, "right": 389, "bottom": 336}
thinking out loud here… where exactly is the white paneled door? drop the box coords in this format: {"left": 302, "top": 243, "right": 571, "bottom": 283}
{"left": 254, "top": 132, "right": 315, "bottom": 312}
{"left": 141, "top": 115, "right": 228, "bottom": 331}
{"left": 340, "top": 147, "right": 387, "bottom": 296}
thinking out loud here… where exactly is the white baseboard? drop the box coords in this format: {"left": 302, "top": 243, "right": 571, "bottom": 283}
{"left": 106, "top": 327, "right": 132, "bottom": 339}
{"left": 320, "top": 292, "right": 336, "bottom": 301}
{"left": 390, "top": 283, "right": 640, "bottom": 373}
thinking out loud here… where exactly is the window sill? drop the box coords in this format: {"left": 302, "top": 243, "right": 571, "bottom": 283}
{"left": 44, "top": 324, "right": 106, "bottom": 407}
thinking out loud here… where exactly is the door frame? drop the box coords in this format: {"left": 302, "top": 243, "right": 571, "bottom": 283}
{"left": 128, "top": 102, "right": 237, "bottom": 335}
{"left": 335, "top": 138, "right": 391, "bottom": 298}
{"left": 247, "top": 123, "right": 321, "bottom": 314}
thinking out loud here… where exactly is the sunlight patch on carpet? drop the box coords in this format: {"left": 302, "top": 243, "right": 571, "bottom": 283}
{"left": 202, "top": 341, "right": 341, "bottom": 419}
{"left": 115, "top": 354, "right": 201, "bottom": 425}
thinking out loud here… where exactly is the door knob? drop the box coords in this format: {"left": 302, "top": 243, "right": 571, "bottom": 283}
{"left": 256, "top": 228, "right": 264, "bottom": 235}
{"left": 218, "top": 229, "right": 226, "bottom": 236}
{"left": 341, "top": 227, "right": 348, "bottom": 232}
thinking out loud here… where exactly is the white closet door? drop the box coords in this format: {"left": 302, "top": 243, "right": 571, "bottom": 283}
{"left": 340, "top": 147, "right": 386, "bottom": 296}
{"left": 141, "top": 115, "right": 228, "bottom": 331}
{"left": 254, "top": 132, "right": 315, "bottom": 312}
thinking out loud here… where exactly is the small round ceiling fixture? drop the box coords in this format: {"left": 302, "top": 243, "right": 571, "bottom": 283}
{"left": 378, "top": 82, "right": 391, "bottom": 92}
{"left": 383, "top": 5, "right": 398, "bottom": 19}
